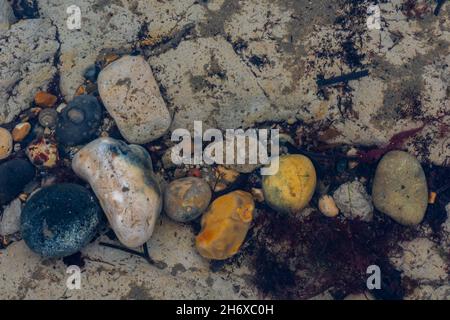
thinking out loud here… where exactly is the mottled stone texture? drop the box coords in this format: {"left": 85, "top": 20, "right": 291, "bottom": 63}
{"left": 98, "top": 55, "right": 171, "bottom": 143}
{"left": 72, "top": 137, "right": 162, "bottom": 248}
{"left": 0, "top": 19, "right": 58, "bottom": 124}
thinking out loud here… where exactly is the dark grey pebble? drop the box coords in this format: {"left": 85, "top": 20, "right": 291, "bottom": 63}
{"left": 21, "top": 183, "right": 103, "bottom": 258}
{"left": 56, "top": 95, "right": 103, "bottom": 146}
{"left": 84, "top": 65, "right": 100, "bottom": 83}
{"left": 0, "top": 159, "right": 35, "bottom": 206}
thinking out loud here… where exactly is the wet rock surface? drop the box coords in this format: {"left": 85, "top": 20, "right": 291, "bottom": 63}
{"left": 21, "top": 183, "right": 102, "bottom": 258}
{"left": 0, "top": 19, "right": 59, "bottom": 124}
{"left": 0, "top": 0, "right": 448, "bottom": 300}
{"left": 373, "top": 151, "right": 428, "bottom": 226}
{"left": 72, "top": 137, "right": 162, "bottom": 248}
{"left": 98, "top": 55, "right": 171, "bottom": 144}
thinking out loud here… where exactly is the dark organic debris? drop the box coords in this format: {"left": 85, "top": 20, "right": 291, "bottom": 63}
{"left": 63, "top": 251, "right": 85, "bottom": 268}
{"left": 250, "top": 209, "right": 413, "bottom": 299}
{"left": 99, "top": 242, "right": 166, "bottom": 269}
{"left": 10, "top": 0, "right": 39, "bottom": 19}
{"left": 357, "top": 125, "right": 425, "bottom": 163}
{"left": 434, "top": 0, "right": 447, "bottom": 16}
{"left": 316, "top": 70, "right": 369, "bottom": 88}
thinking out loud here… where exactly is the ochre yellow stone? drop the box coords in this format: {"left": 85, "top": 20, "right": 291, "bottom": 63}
{"left": 262, "top": 154, "right": 316, "bottom": 214}
{"left": 196, "top": 190, "right": 254, "bottom": 260}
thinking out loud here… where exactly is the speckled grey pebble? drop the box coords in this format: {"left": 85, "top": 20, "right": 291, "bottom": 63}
{"left": 372, "top": 151, "right": 428, "bottom": 226}
{"left": 333, "top": 181, "right": 373, "bottom": 222}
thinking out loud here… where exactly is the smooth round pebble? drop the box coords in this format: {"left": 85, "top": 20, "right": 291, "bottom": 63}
{"left": 164, "top": 177, "right": 212, "bottom": 222}
{"left": 12, "top": 122, "right": 31, "bottom": 142}
{"left": 372, "top": 151, "right": 428, "bottom": 226}
{"left": 0, "top": 127, "right": 13, "bottom": 160}
{"left": 56, "top": 95, "right": 103, "bottom": 146}
{"left": 26, "top": 137, "right": 59, "bottom": 168}
{"left": 262, "top": 154, "right": 316, "bottom": 214}
{"left": 0, "top": 159, "right": 35, "bottom": 206}
{"left": 196, "top": 190, "right": 254, "bottom": 260}
{"left": 318, "top": 195, "right": 339, "bottom": 217}
{"left": 34, "top": 91, "right": 57, "bottom": 107}
{"left": 21, "top": 183, "right": 102, "bottom": 258}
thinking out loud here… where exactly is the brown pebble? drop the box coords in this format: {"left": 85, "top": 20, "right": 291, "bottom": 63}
{"left": 104, "top": 53, "right": 119, "bottom": 65}
{"left": 75, "top": 85, "right": 86, "bottom": 96}
{"left": 0, "top": 128, "right": 13, "bottom": 160}
{"left": 34, "top": 91, "right": 57, "bottom": 107}
{"left": 12, "top": 122, "right": 32, "bottom": 142}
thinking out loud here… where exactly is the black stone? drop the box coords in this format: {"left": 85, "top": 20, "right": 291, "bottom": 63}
{"left": 56, "top": 95, "right": 103, "bottom": 146}
{"left": 84, "top": 65, "right": 100, "bottom": 83}
{"left": 0, "top": 159, "right": 35, "bottom": 206}
{"left": 21, "top": 183, "right": 103, "bottom": 258}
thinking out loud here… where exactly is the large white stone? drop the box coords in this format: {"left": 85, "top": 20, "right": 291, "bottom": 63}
{"left": 98, "top": 55, "right": 171, "bottom": 144}
{"left": 72, "top": 137, "right": 162, "bottom": 248}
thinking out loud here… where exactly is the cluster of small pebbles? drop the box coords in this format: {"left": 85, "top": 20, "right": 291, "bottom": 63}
{"left": 0, "top": 53, "right": 439, "bottom": 269}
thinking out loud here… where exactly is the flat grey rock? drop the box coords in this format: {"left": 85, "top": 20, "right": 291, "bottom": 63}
{"left": 0, "top": 0, "right": 17, "bottom": 31}
{"left": 0, "top": 198, "right": 22, "bottom": 236}
{"left": 0, "top": 19, "right": 59, "bottom": 124}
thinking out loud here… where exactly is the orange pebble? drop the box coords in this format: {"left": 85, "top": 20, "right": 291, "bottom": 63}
{"left": 196, "top": 190, "right": 254, "bottom": 260}
{"left": 75, "top": 85, "right": 86, "bottom": 96}
{"left": 12, "top": 122, "right": 31, "bottom": 142}
{"left": 34, "top": 91, "right": 57, "bottom": 107}
{"left": 428, "top": 192, "right": 437, "bottom": 204}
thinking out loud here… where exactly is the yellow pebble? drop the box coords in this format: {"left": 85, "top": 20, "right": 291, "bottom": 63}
{"left": 0, "top": 128, "right": 13, "bottom": 160}
{"left": 318, "top": 195, "right": 339, "bottom": 217}
{"left": 196, "top": 190, "right": 254, "bottom": 260}
{"left": 262, "top": 154, "right": 316, "bottom": 214}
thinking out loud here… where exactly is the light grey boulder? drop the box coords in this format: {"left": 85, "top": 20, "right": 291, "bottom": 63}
{"left": 0, "top": 198, "right": 22, "bottom": 236}
{"left": 333, "top": 181, "right": 373, "bottom": 222}
{"left": 0, "top": 0, "right": 17, "bottom": 31}
{"left": 98, "top": 55, "right": 171, "bottom": 144}
{"left": 0, "top": 19, "right": 59, "bottom": 124}
{"left": 372, "top": 151, "right": 428, "bottom": 226}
